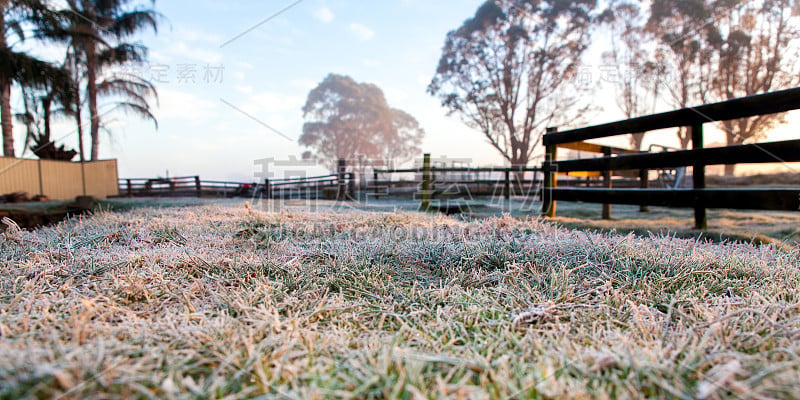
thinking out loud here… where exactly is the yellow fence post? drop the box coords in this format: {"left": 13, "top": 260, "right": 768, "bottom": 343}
{"left": 421, "top": 153, "right": 431, "bottom": 211}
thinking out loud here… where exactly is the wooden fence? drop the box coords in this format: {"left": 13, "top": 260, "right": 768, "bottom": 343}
{"left": 373, "top": 162, "right": 542, "bottom": 201}
{"left": 120, "top": 172, "right": 356, "bottom": 200}
{"left": 0, "top": 157, "right": 118, "bottom": 200}
{"left": 542, "top": 87, "right": 800, "bottom": 229}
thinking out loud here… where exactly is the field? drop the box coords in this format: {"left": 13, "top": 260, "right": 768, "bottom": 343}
{"left": 1, "top": 199, "right": 800, "bottom": 398}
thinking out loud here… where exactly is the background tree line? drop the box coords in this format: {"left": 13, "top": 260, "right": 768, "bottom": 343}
{"left": 1, "top": 0, "right": 160, "bottom": 162}
{"left": 426, "top": 0, "right": 800, "bottom": 175}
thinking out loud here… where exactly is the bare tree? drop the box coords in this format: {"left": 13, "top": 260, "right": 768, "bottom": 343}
{"left": 428, "top": 0, "right": 597, "bottom": 168}
{"left": 603, "top": 1, "right": 662, "bottom": 150}
{"left": 709, "top": 0, "right": 800, "bottom": 175}
{"left": 300, "top": 74, "right": 425, "bottom": 172}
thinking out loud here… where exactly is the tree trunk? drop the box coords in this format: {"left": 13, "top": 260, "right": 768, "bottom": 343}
{"left": 510, "top": 157, "right": 528, "bottom": 188}
{"left": 510, "top": 156, "right": 528, "bottom": 171}
{"left": 629, "top": 133, "right": 646, "bottom": 151}
{"left": 0, "top": 76, "right": 12, "bottom": 157}
{"left": 677, "top": 127, "right": 691, "bottom": 149}
{"left": 76, "top": 90, "right": 85, "bottom": 163}
{"left": 722, "top": 120, "right": 739, "bottom": 176}
{"left": 42, "top": 95, "right": 52, "bottom": 142}
{"left": 0, "top": 10, "right": 14, "bottom": 157}
{"left": 86, "top": 43, "right": 100, "bottom": 161}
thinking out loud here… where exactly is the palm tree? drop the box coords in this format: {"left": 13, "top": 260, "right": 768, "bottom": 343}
{"left": 1, "top": 0, "right": 70, "bottom": 157}
{"left": 17, "top": 60, "right": 77, "bottom": 160}
{"left": 58, "top": 0, "right": 160, "bottom": 160}
{"left": 60, "top": 35, "right": 158, "bottom": 164}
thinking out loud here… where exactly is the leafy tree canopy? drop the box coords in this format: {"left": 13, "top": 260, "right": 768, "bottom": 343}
{"left": 300, "top": 74, "right": 424, "bottom": 170}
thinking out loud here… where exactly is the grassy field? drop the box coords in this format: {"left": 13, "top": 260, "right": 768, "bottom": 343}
{"left": 319, "top": 197, "right": 800, "bottom": 248}
{"left": 1, "top": 199, "right": 800, "bottom": 398}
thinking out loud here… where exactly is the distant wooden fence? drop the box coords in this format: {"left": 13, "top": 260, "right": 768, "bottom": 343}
{"left": 373, "top": 160, "right": 542, "bottom": 201}
{"left": 0, "top": 157, "right": 118, "bottom": 200}
{"left": 120, "top": 172, "right": 356, "bottom": 200}
{"left": 542, "top": 87, "right": 800, "bottom": 229}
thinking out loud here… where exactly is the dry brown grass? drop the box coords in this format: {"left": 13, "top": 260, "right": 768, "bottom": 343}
{"left": 1, "top": 201, "right": 800, "bottom": 399}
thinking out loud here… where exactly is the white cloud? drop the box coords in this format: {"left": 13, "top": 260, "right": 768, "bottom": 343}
{"left": 236, "top": 85, "right": 254, "bottom": 94}
{"left": 363, "top": 59, "right": 381, "bottom": 67}
{"left": 154, "top": 24, "right": 224, "bottom": 64}
{"left": 291, "top": 79, "right": 319, "bottom": 91}
{"left": 233, "top": 71, "right": 247, "bottom": 81}
{"left": 348, "top": 23, "right": 374, "bottom": 41}
{"left": 156, "top": 89, "right": 219, "bottom": 120}
{"left": 233, "top": 61, "right": 254, "bottom": 70}
{"left": 246, "top": 91, "right": 305, "bottom": 114}
{"left": 313, "top": 6, "right": 335, "bottom": 23}
{"left": 148, "top": 50, "right": 172, "bottom": 64}
{"left": 173, "top": 26, "right": 223, "bottom": 44}
{"left": 383, "top": 86, "right": 409, "bottom": 102}
{"left": 167, "top": 42, "right": 223, "bottom": 63}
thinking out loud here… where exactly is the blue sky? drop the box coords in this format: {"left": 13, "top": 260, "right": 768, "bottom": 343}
{"left": 100, "top": 0, "right": 493, "bottom": 181}
{"left": 13, "top": 0, "right": 800, "bottom": 180}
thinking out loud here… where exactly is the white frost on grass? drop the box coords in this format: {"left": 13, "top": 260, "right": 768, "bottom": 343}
{"left": 1, "top": 201, "right": 799, "bottom": 398}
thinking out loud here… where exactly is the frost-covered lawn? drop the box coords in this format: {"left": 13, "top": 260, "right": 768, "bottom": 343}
{"left": 1, "top": 200, "right": 800, "bottom": 399}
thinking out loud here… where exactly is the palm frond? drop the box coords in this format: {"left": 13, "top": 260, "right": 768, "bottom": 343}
{"left": 111, "top": 9, "right": 160, "bottom": 37}
{"left": 96, "top": 42, "right": 147, "bottom": 67}
{"left": 5, "top": 20, "right": 26, "bottom": 42}
{"left": 0, "top": 48, "right": 70, "bottom": 90}
{"left": 110, "top": 101, "right": 157, "bottom": 130}
{"left": 97, "top": 74, "right": 157, "bottom": 105}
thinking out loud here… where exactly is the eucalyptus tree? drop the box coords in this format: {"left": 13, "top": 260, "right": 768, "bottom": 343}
{"left": 602, "top": 0, "right": 662, "bottom": 151}
{"left": 300, "top": 73, "right": 425, "bottom": 171}
{"left": 428, "top": 0, "right": 598, "bottom": 168}
{"left": 648, "top": 0, "right": 800, "bottom": 174}
{"left": 645, "top": 0, "right": 715, "bottom": 149}
{"left": 708, "top": 0, "right": 800, "bottom": 174}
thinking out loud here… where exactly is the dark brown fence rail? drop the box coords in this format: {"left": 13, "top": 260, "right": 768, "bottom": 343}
{"left": 542, "top": 87, "right": 800, "bottom": 229}
{"left": 373, "top": 165, "right": 543, "bottom": 201}
{"left": 119, "top": 172, "right": 356, "bottom": 200}
{"left": 265, "top": 173, "right": 354, "bottom": 200}
{"left": 120, "top": 176, "right": 204, "bottom": 197}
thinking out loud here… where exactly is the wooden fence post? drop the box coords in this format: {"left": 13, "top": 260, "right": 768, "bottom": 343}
{"left": 80, "top": 161, "right": 87, "bottom": 196}
{"left": 37, "top": 159, "right": 44, "bottom": 197}
{"left": 126, "top": 179, "right": 133, "bottom": 197}
{"left": 639, "top": 169, "right": 650, "bottom": 212}
{"left": 504, "top": 169, "right": 511, "bottom": 200}
{"left": 421, "top": 153, "right": 431, "bottom": 211}
{"left": 692, "top": 124, "right": 707, "bottom": 230}
{"left": 348, "top": 172, "right": 355, "bottom": 199}
{"left": 337, "top": 158, "right": 347, "bottom": 201}
{"left": 542, "top": 127, "right": 558, "bottom": 217}
{"left": 195, "top": 176, "right": 202, "bottom": 198}
{"left": 264, "top": 179, "right": 271, "bottom": 199}
{"left": 373, "top": 170, "right": 379, "bottom": 198}
{"left": 602, "top": 146, "right": 612, "bottom": 220}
